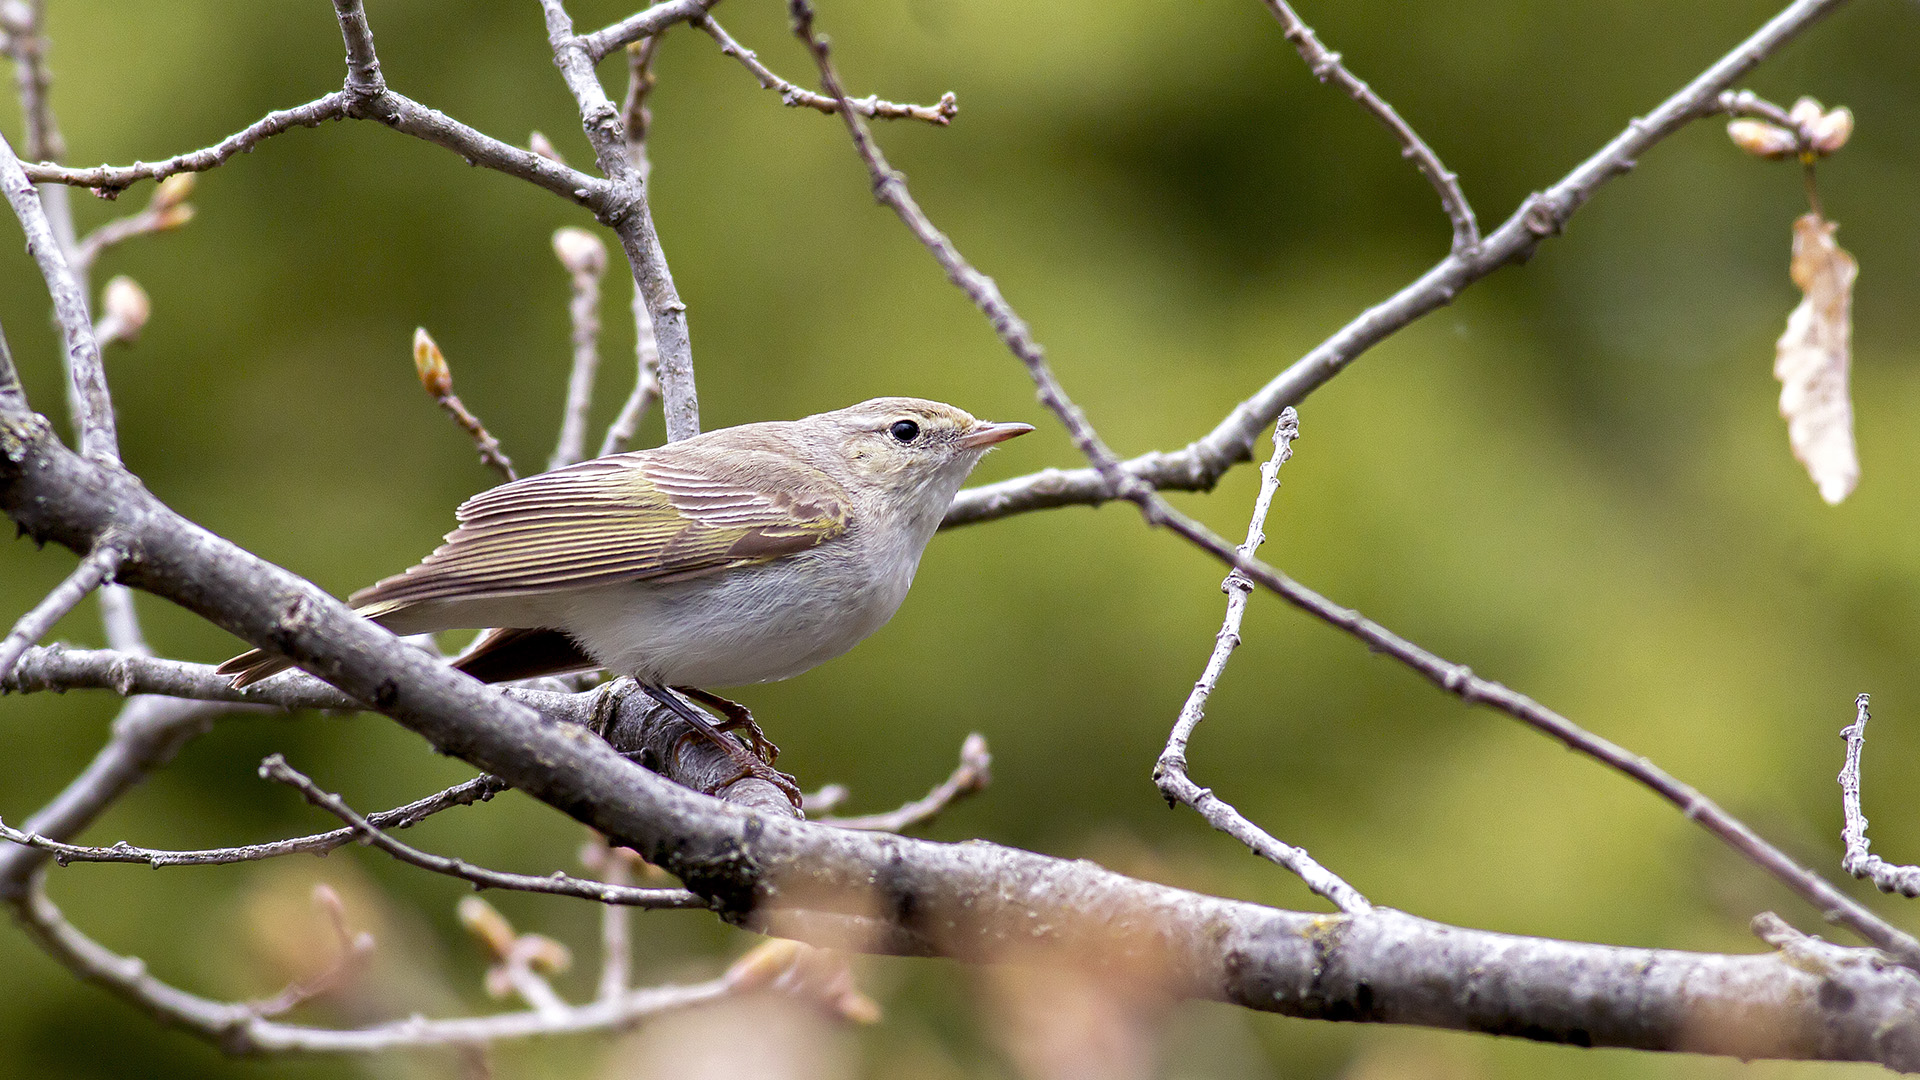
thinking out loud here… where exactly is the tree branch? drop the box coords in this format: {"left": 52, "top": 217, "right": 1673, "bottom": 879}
{"left": 696, "top": 16, "right": 957, "bottom": 126}
{"left": 18, "top": 94, "right": 352, "bottom": 194}
{"left": 0, "top": 537, "right": 125, "bottom": 684}
{"left": 1152, "top": 411, "right": 1370, "bottom": 915}
{"left": 819, "top": 733, "right": 992, "bottom": 832}
{"left": 942, "top": 0, "right": 1852, "bottom": 528}
{"left": 0, "top": 135, "right": 117, "bottom": 462}
{"left": 549, "top": 228, "right": 609, "bottom": 471}
{"left": 578, "top": 0, "right": 721, "bottom": 63}
{"left": 1838, "top": 694, "right": 1920, "bottom": 897}
{"left": 13, "top": 868, "right": 736, "bottom": 1052}
{"left": 540, "top": 0, "right": 700, "bottom": 440}
{"left": 261, "top": 755, "right": 705, "bottom": 909}
{"left": 0, "top": 774, "right": 506, "bottom": 868}
{"left": 1258, "top": 0, "right": 1476, "bottom": 253}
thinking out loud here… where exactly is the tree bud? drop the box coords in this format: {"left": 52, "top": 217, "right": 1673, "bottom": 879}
{"left": 552, "top": 226, "right": 607, "bottom": 277}
{"left": 413, "top": 327, "right": 453, "bottom": 397}
{"left": 1727, "top": 119, "right": 1797, "bottom": 160}
{"left": 101, "top": 276, "right": 150, "bottom": 340}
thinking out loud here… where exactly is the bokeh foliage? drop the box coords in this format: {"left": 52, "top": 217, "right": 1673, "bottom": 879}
{"left": 2, "top": 0, "right": 1918, "bottom": 1077}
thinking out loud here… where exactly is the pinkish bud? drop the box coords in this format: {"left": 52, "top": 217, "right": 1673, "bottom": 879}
{"left": 1809, "top": 106, "right": 1853, "bottom": 155}
{"left": 151, "top": 172, "right": 196, "bottom": 210}
{"left": 1787, "top": 97, "right": 1824, "bottom": 129}
{"left": 151, "top": 203, "right": 196, "bottom": 231}
{"left": 101, "top": 276, "right": 150, "bottom": 340}
{"left": 1727, "top": 118, "right": 1797, "bottom": 160}
{"left": 552, "top": 226, "right": 607, "bottom": 277}
{"left": 528, "top": 130, "right": 566, "bottom": 165}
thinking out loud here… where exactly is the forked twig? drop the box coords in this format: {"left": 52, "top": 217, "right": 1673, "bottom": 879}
{"left": 1153, "top": 412, "right": 1369, "bottom": 914}
{"left": 698, "top": 16, "right": 956, "bottom": 126}
{"left": 0, "top": 539, "right": 126, "bottom": 684}
{"left": 821, "top": 733, "right": 993, "bottom": 832}
{"left": 260, "top": 756, "right": 705, "bottom": 910}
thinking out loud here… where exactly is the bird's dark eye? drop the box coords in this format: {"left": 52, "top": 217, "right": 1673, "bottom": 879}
{"left": 889, "top": 419, "right": 920, "bottom": 444}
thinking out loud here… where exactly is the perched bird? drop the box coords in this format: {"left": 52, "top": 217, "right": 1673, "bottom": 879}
{"left": 219, "top": 397, "right": 1031, "bottom": 797}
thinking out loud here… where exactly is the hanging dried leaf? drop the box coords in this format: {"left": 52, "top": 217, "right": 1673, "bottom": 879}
{"left": 1775, "top": 212, "right": 1858, "bottom": 504}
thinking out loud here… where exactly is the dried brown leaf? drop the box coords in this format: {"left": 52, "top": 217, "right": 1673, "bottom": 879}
{"left": 1775, "top": 212, "right": 1858, "bottom": 504}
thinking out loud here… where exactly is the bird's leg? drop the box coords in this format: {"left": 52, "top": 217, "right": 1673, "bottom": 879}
{"left": 674, "top": 686, "right": 780, "bottom": 764}
{"left": 647, "top": 686, "right": 803, "bottom": 810}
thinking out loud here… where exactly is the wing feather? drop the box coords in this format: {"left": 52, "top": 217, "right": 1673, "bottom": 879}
{"left": 349, "top": 437, "right": 849, "bottom": 610}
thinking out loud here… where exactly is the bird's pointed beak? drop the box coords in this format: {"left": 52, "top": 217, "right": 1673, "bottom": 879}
{"left": 958, "top": 420, "right": 1035, "bottom": 449}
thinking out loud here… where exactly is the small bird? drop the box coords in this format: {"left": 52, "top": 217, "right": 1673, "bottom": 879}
{"left": 219, "top": 397, "right": 1032, "bottom": 797}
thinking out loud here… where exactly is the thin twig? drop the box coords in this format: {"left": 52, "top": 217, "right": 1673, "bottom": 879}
{"left": 620, "top": 32, "right": 664, "bottom": 176}
{"left": 11, "top": 869, "right": 733, "bottom": 1052}
{"left": 414, "top": 328, "right": 517, "bottom": 482}
{"left": 549, "top": 228, "right": 608, "bottom": 471}
{"left": 1152, "top": 413, "right": 1369, "bottom": 914}
{"left": 821, "top": 733, "right": 993, "bottom": 832}
{"left": 0, "top": 131, "right": 118, "bottom": 463}
{"left": 0, "top": 775, "right": 507, "bottom": 867}
{"left": 261, "top": 756, "right": 706, "bottom": 909}
{"left": 793, "top": 0, "right": 1918, "bottom": 969}
{"left": 72, "top": 175, "right": 195, "bottom": 273}
{"left": 1258, "top": 0, "right": 1475, "bottom": 254}
{"left": 20, "top": 94, "right": 352, "bottom": 194}
{"left": 578, "top": 0, "right": 720, "bottom": 62}
{"left": 247, "top": 884, "right": 376, "bottom": 1018}
{"left": 0, "top": 539, "right": 126, "bottom": 684}
{"left": 697, "top": 16, "right": 957, "bottom": 126}
{"left": 1838, "top": 694, "right": 1920, "bottom": 897}
{"left": 580, "top": 835, "right": 637, "bottom": 1002}
{"left": 0, "top": 317, "right": 22, "bottom": 408}
{"left": 943, "top": 0, "right": 1852, "bottom": 528}
{"left": 0, "top": 695, "right": 233, "bottom": 894}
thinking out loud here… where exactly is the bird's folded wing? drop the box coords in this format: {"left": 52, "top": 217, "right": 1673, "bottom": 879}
{"left": 349, "top": 445, "right": 849, "bottom": 609}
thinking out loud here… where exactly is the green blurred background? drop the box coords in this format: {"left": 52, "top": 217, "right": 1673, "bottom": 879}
{"left": 2, "top": 0, "right": 1918, "bottom": 1076}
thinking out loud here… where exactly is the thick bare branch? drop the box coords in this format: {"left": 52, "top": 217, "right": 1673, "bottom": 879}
{"left": 697, "top": 16, "right": 957, "bottom": 126}
{"left": 1258, "top": 0, "right": 1475, "bottom": 253}
{"left": 1153, "top": 412, "right": 1370, "bottom": 915}
{"left": 943, "top": 0, "right": 1852, "bottom": 528}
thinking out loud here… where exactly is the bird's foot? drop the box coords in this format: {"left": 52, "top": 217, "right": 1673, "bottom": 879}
{"left": 652, "top": 686, "right": 802, "bottom": 811}
{"left": 674, "top": 686, "right": 780, "bottom": 765}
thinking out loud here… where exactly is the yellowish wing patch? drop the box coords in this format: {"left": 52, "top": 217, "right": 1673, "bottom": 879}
{"left": 350, "top": 449, "right": 847, "bottom": 609}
